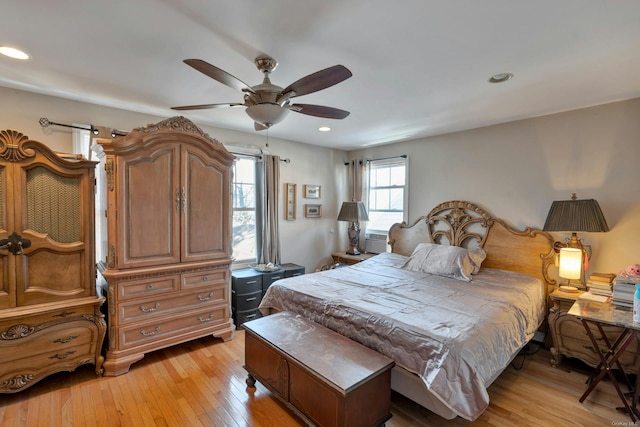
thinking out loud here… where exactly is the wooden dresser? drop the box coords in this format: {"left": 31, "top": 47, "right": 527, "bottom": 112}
{"left": 99, "top": 117, "right": 235, "bottom": 376}
{"left": 0, "top": 129, "right": 106, "bottom": 393}
{"left": 548, "top": 289, "right": 640, "bottom": 369}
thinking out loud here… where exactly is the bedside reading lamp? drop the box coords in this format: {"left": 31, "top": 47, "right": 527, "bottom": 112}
{"left": 337, "top": 201, "right": 369, "bottom": 255}
{"left": 543, "top": 194, "right": 609, "bottom": 288}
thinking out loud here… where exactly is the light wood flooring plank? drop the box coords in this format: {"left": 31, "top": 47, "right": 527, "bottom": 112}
{"left": 0, "top": 331, "right": 636, "bottom": 426}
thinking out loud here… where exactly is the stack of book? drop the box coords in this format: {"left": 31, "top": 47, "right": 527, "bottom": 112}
{"left": 612, "top": 273, "right": 640, "bottom": 307}
{"left": 587, "top": 272, "right": 615, "bottom": 297}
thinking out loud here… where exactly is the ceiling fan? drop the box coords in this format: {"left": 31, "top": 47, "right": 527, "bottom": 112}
{"left": 171, "top": 56, "right": 352, "bottom": 130}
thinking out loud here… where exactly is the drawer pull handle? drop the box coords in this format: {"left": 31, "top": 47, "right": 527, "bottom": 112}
{"left": 245, "top": 297, "right": 257, "bottom": 302}
{"left": 245, "top": 314, "right": 257, "bottom": 320}
{"left": 203, "top": 275, "right": 209, "bottom": 281}
{"left": 50, "top": 351, "right": 76, "bottom": 360}
{"left": 146, "top": 284, "right": 154, "bottom": 290}
{"left": 53, "top": 311, "right": 76, "bottom": 318}
{"left": 198, "top": 314, "right": 215, "bottom": 323}
{"left": 197, "top": 292, "right": 214, "bottom": 301}
{"left": 140, "top": 326, "right": 160, "bottom": 336}
{"left": 53, "top": 335, "right": 78, "bottom": 344}
{"left": 140, "top": 303, "right": 160, "bottom": 313}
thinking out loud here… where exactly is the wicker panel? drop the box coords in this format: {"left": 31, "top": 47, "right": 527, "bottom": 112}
{"left": 26, "top": 167, "right": 81, "bottom": 243}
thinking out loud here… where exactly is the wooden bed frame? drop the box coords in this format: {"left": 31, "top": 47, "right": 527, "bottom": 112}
{"left": 386, "top": 200, "right": 556, "bottom": 419}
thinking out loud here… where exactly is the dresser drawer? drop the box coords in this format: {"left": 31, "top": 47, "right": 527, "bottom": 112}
{"left": 0, "top": 321, "right": 97, "bottom": 364}
{"left": 182, "top": 269, "right": 228, "bottom": 290}
{"left": 232, "top": 270, "right": 263, "bottom": 295}
{"left": 117, "top": 275, "right": 180, "bottom": 300}
{"left": 117, "top": 305, "right": 229, "bottom": 350}
{"left": 117, "top": 284, "right": 228, "bottom": 324}
{"left": 233, "top": 290, "right": 262, "bottom": 312}
{"left": 0, "top": 341, "right": 95, "bottom": 381}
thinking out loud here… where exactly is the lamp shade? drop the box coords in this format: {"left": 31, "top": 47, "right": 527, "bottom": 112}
{"left": 543, "top": 198, "right": 609, "bottom": 232}
{"left": 559, "top": 247, "right": 582, "bottom": 280}
{"left": 337, "top": 201, "right": 369, "bottom": 222}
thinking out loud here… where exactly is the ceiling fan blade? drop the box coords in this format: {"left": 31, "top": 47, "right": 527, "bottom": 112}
{"left": 171, "top": 103, "right": 244, "bottom": 111}
{"left": 280, "top": 65, "right": 352, "bottom": 99}
{"left": 290, "top": 104, "right": 350, "bottom": 119}
{"left": 183, "top": 59, "right": 255, "bottom": 93}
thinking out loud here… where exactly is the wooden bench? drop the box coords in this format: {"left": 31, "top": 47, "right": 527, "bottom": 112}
{"left": 244, "top": 311, "right": 395, "bottom": 427}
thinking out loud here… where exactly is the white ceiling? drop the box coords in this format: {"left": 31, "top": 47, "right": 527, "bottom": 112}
{"left": 2, "top": 1, "right": 639, "bottom": 150}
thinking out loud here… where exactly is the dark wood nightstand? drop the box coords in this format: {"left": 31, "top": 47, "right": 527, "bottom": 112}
{"left": 231, "top": 263, "right": 305, "bottom": 328}
{"left": 331, "top": 252, "right": 376, "bottom": 265}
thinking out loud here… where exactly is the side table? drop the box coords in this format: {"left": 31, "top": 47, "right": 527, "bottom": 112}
{"left": 568, "top": 298, "right": 640, "bottom": 421}
{"left": 331, "top": 252, "right": 376, "bottom": 266}
{"left": 548, "top": 288, "right": 640, "bottom": 369}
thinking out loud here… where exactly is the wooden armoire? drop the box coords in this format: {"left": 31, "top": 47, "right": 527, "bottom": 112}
{"left": 0, "top": 129, "right": 106, "bottom": 393}
{"left": 99, "top": 116, "right": 235, "bottom": 376}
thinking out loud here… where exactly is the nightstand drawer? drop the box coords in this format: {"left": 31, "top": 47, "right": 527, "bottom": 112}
{"left": 262, "top": 271, "right": 285, "bottom": 293}
{"left": 234, "top": 290, "right": 262, "bottom": 311}
{"left": 232, "top": 270, "right": 263, "bottom": 295}
{"left": 235, "top": 310, "right": 261, "bottom": 326}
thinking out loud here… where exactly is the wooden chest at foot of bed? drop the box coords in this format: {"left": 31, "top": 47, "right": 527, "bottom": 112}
{"left": 243, "top": 311, "right": 394, "bottom": 427}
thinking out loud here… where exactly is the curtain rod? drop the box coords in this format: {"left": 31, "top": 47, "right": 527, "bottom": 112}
{"left": 39, "top": 117, "right": 128, "bottom": 137}
{"left": 367, "top": 154, "right": 407, "bottom": 162}
{"left": 229, "top": 151, "right": 291, "bottom": 163}
{"left": 343, "top": 154, "right": 407, "bottom": 166}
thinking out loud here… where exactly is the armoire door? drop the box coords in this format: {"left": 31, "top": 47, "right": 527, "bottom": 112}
{"left": 0, "top": 140, "right": 96, "bottom": 308}
{"left": 0, "top": 163, "right": 15, "bottom": 309}
{"left": 180, "top": 144, "right": 231, "bottom": 263}
{"left": 115, "top": 144, "right": 181, "bottom": 269}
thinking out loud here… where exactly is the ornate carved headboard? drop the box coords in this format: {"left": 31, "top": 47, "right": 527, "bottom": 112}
{"left": 388, "top": 200, "right": 556, "bottom": 295}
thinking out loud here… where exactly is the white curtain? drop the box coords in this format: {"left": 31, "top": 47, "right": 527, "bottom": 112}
{"left": 257, "top": 154, "right": 281, "bottom": 264}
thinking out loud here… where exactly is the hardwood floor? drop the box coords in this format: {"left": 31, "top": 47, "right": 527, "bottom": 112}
{"left": 0, "top": 330, "right": 635, "bottom": 426}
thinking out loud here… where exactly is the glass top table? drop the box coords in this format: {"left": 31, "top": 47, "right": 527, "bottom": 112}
{"left": 568, "top": 298, "right": 640, "bottom": 421}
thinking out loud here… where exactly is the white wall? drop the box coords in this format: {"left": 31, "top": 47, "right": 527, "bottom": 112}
{"left": 5, "top": 86, "right": 638, "bottom": 276}
{"left": 350, "top": 98, "right": 640, "bottom": 276}
{"left": 0, "top": 86, "right": 347, "bottom": 272}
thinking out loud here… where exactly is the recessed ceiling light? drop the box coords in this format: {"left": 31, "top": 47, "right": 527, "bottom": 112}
{"left": 488, "top": 73, "right": 513, "bottom": 83}
{"left": 318, "top": 126, "right": 331, "bottom": 132}
{"left": 0, "top": 46, "right": 29, "bottom": 60}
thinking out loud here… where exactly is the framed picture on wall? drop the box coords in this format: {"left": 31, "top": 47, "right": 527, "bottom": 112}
{"left": 304, "top": 204, "right": 322, "bottom": 218}
{"left": 304, "top": 184, "right": 321, "bottom": 199}
{"left": 285, "top": 183, "right": 296, "bottom": 221}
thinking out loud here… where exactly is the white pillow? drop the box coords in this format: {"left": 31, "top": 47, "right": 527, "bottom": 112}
{"left": 401, "top": 243, "right": 486, "bottom": 281}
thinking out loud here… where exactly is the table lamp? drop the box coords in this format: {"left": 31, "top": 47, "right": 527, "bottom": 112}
{"left": 337, "top": 201, "right": 369, "bottom": 255}
{"left": 543, "top": 193, "right": 609, "bottom": 287}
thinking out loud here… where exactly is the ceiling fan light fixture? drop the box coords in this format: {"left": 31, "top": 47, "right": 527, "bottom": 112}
{"left": 0, "top": 46, "right": 29, "bottom": 60}
{"left": 488, "top": 73, "right": 513, "bottom": 83}
{"left": 246, "top": 103, "right": 290, "bottom": 127}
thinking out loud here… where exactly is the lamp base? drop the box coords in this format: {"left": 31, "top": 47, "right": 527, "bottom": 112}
{"left": 345, "top": 247, "right": 361, "bottom": 256}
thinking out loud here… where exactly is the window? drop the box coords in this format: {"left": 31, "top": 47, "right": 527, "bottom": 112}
{"left": 232, "top": 156, "right": 257, "bottom": 262}
{"left": 367, "top": 158, "right": 407, "bottom": 232}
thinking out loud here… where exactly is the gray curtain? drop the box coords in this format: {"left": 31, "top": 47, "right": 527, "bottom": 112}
{"left": 346, "top": 159, "right": 369, "bottom": 205}
{"left": 257, "top": 154, "right": 281, "bottom": 264}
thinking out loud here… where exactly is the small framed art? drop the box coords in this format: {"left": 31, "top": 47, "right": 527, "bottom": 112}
{"left": 304, "top": 204, "right": 322, "bottom": 218}
{"left": 304, "top": 184, "right": 321, "bottom": 199}
{"left": 285, "top": 183, "right": 296, "bottom": 221}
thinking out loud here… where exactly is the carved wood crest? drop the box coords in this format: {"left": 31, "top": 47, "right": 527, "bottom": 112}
{"left": 0, "top": 130, "right": 36, "bottom": 162}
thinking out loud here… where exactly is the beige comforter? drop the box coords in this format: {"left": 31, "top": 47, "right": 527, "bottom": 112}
{"left": 258, "top": 252, "right": 545, "bottom": 421}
